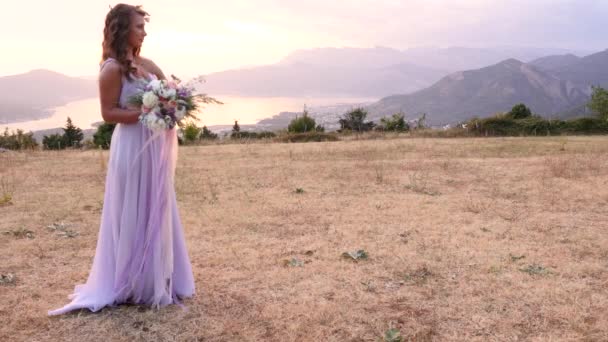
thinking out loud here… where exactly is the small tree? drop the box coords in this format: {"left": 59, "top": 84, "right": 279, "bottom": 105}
{"left": 231, "top": 120, "right": 242, "bottom": 139}
{"left": 339, "top": 108, "right": 375, "bottom": 132}
{"left": 18, "top": 130, "right": 38, "bottom": 149}
{"left": 379, "top": 113, "right": 409, "bottom": 132}
{"left": 43, "top": 133, "right": 65, "bottom": 150}
{"left": 62, "top": 117, "right": 83, "bottom": 148}
{"left": 200, "top": 126, "right": 218, "bottom": 140}
{"left": 413, "top": 113, "right": 427, "bottom": 130}
{"left": 588, "top": 86, "right": 608, "bottom": 120}
{"left": 288, "top": 109, "right": 318, "bottom": 133}
{"left": 93, "top": 122, "right": 116, "bottom": 149}
{"left": 0, "top": 128, "right": 38, "bottom": 150}
{"left": 507, "top": 103, "right": 532, "bottom": 119}
{"left": 182, "top": 122, "right": 201, "bottom": 143}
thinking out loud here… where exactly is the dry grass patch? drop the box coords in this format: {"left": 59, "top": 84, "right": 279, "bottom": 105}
{"left": 1, "top": 136, "right": 608, "bottom": 341}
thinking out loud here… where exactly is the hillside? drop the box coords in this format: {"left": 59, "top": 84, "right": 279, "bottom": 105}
{"left": 367, "top": 59, "right": 591, "bottom": 125}
{"left": 0, "top": 69, "right": 97, "bottom": 124}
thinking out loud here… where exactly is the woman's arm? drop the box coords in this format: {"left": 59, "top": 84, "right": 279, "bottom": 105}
{"left": 99, "top": 61, "right": 141, "bottom": 124}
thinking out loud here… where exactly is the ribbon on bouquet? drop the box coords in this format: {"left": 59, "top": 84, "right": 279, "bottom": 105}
{"left": 114, "top": 127, "right": 178, "bottom": 307}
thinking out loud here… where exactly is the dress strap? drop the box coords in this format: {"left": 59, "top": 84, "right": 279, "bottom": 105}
{"left": 100, "top": 58, "right": 118, "bottom": 72}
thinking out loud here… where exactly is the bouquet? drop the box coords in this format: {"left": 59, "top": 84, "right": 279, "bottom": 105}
{"left": 129, "top": 75, "right": 220, "bottom": 130}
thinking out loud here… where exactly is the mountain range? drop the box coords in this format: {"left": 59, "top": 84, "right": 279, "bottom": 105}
{"left": 0, "top": 70, "right": 97, "bottom": 124}
{"left": 201, "top": 46, "right": 588, "bottom": 98}
{"left": 1, "top": 46, "right": 606, "bottom": 128}
{"left": 367, "top": 49, "right": 608, "bottom": 125}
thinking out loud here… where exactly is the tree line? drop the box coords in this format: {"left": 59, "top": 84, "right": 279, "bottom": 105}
{"left": 2, "top": 86, "right": 608, "bottom": 150}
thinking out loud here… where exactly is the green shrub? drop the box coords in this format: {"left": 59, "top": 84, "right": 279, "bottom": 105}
{"left": 0, "top": 128, "right": 38, "bottom": 150}
{"left": 42, "top": 134, "right": 66, "bottom": 150}
{"left": 231, "top": 131, "right": 276, "bottom": 140}
{"left": 200, "top": 126, "right": 218, "bottom": 140}
{"left": 378, "top": 113, "right": 409, "bottom": 132}
{"left": 62, "top": 117, "right": 83, "bottom": 148}
{"left": 466, "top": 113, "right": 608, "bottom": 136}
{"left": 467, "top": 115, "right": 521, "bottom": 136}
{"left": 561, "top": 117, "right": 608, "bottom": 133}
{"left": 93, "top": 122, "right": 116, "bottom": 149}
{"left": 182, "top": 122, "right": 201, "bottom": 143}
{"left": 338, "top": 108, "right": 375, "bottom": 132}
{"left": 588, "top": 86, "right": 608, "bottom": 120}
{"left": 507, "top": 103, "right": 533, "bottom": 119}
{"left": 288, "top": 111, "right": 318, "bottom": 133}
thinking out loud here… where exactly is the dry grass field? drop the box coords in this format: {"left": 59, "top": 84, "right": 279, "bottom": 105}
{"left": 1, "top": 136, "right": 608, "bottom": 341}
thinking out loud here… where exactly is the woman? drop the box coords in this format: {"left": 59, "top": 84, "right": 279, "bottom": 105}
{"left": 48, "top": 4, "right": 195, "bottom": 315}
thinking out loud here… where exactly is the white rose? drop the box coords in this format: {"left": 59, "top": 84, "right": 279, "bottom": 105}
{"left": 142, "top": 92, "right": 159, "bottom": 108}
{"left": 156, "top": 117, "right": 167, "bottom": 130}
{"left": 159, "top": 88, "right": 177, "bottom": 99}
{"left": 148, "top": 80, "right": 162, "bottom": 92}
{"left": 175, "top": 107, "right": 186, "bottom": 120}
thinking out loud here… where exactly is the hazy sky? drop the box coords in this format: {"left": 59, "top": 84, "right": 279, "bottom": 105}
{"left": 2, "top": 0, "right": 606, "bottom": 77}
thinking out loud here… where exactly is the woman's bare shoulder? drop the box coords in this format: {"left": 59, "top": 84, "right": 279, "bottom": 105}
{"left": 99, "top": 59, "right": 123, "bottom": 82}
{"left": 138, "top": 56, "right": 166, "bottom": 80}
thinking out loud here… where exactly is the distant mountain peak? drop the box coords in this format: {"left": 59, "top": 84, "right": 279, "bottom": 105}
{"left": 499, "top": 58, "right": 525, "bottom": 67}
{"left": 368, "top": 57, "right": 591, "bottom": 126}
{"left": 24, "top": 69, "right": 65, "bottom": 77}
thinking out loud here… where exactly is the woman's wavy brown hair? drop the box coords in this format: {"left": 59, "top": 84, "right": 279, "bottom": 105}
{"left": 101, "top": 4, "right": 149, "bottom": 80}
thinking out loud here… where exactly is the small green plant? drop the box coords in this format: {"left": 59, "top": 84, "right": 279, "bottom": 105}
{"left": 2, "top": 227, "right": 34, "bottom": 239}
{"left": 46, "top": 222, "right": 79, "bottom": 238}
{"left": 520, "top": 264, "right": 550, "bottom": 276}
{"left": 0, "top": 273, "right": 16, "bottom": 285}
{"left": 383, "top": 328, "right": 403, "bottom": 342}
{"left": 509, "top": 254, "right": 526, "bottom": 262}
{"left": 283, "top": 257, "right": 304, "bottom": 267}
{"left": 0, "top": 176, "right": 14, "bottom": 206}
{"left": 488, "top": 265, "right": 502, "bottom": 274}
{"left": 295, "top": 188, "right": 305, "bottom": 194}
{"left": 341, "top": 249, "right": 369, "bottom": 261}
{"left": 0, "top": 193, "right": 12, "bottom": 206}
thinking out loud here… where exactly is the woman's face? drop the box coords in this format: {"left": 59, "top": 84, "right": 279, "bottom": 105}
{"left": 128, "top": 13, "right": 147, "bottom": 49}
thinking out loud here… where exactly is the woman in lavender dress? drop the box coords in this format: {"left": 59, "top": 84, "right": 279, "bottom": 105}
{"left": 48, "top": 4, "right": 195, "bottom": 315}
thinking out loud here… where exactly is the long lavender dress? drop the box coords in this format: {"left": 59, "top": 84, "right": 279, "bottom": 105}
{"left": 48, "top": 59, "right": 195, "bottom": 315}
